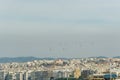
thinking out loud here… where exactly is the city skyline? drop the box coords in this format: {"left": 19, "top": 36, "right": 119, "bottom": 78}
{"left": 0, "top": 0, "right": 120, "bottom": 57}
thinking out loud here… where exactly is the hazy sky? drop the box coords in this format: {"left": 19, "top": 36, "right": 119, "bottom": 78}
{"left": 0, "top": 0, "right": 120, "bottom": 58}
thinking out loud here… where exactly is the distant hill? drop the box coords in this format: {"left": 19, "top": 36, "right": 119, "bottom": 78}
{"left": 0, "top": 56, "right": 118, "bottom": 63}
{"left": 88, "top": 56, "right": 108, "bottom": 58}
{"left": 96, "top": 56, "right": 108, "bottom": 58}
{"left": 113, "top": 56, "right": 120, "bottom": 58}
{"left": 0, "top": 57, "right": 55, "bottom": 63}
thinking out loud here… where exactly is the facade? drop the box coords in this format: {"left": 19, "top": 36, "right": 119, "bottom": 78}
{"left": 23, "top": 72, "right": 29, "bottom": 80}
{"left": 30, "top": 71, "right": 51, "bottom": 80}
{"left": 74, "top": 68, "right": 81, "bottom": 79}
{"left": 81, "top": 70, "right": 95, "bottom": 79}
{"left": 5, "top": 73, "right": 13, "bottom": 80}
{"left": 16, "top": 72, "right": 23, "bottom": 80}
{"left": 89, "top": 74, "right": 117, "bottom": 80}
{"left": 89, "top": 74, "right": 105, "bottom": 80}
{"left": 0, "top": 71, "right": 4, "bottom": 80}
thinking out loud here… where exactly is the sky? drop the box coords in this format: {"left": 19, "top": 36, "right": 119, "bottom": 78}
{"left": 0, "top": 0, "right": 120, "bottom": 58}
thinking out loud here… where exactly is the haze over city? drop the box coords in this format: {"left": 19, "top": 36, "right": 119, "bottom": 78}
{"left": 0, "top": 0, "right": 120, "bottom": 58}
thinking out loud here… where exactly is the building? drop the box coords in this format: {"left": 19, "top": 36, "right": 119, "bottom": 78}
{"left": 81, "top": 70, "right": 95, "bottom": 79}
{"left": 5, "top": 73, "right": 14, "bottom": 80}
{"left": 89, "top": 74, "right": 117, "bottom": 80}
{"left": 16, "top": 72, "right": 23, "bottom": 80}
{"left": 74, "top": 68, "right": 81, "bottom": 79}
{"left": 0, "top": 71, "right": 4, "bottom": 80}
{"left": 30, "top": 71, "right": 51, "bottom": 80}
{"left": 89, "top": 74, "right": 105, "bottom": 80}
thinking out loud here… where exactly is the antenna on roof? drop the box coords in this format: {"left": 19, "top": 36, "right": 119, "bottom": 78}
{"left": 109, "top": 58, "right": 112, "bottom": 80}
